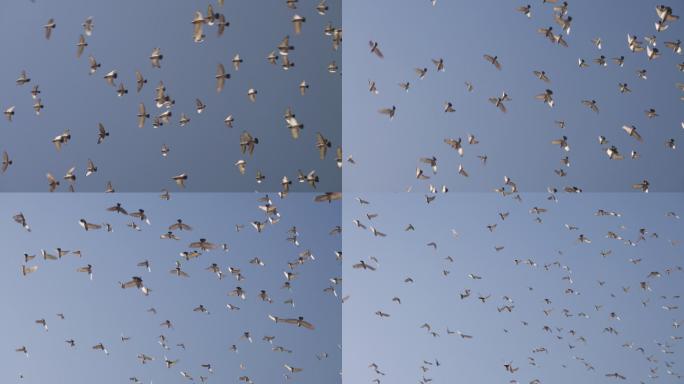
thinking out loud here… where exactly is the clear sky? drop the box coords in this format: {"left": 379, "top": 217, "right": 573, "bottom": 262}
{"left": 344, "top": 193, "right": 683, "bottom": 383}
{"left": 1, "top": 193, "right": 341, "bottom": 383}
{"left": 343, "top": 0, "right": 684, "bottom": 192}
{"left": 0, "top": 0, "right": 341, "bottom": 192}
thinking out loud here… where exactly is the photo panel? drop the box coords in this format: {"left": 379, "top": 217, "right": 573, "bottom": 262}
{"left": 343, "top": 0, "right": 683, "bottom": 192}
{"left": 1, "top": 192, "right": 341, "bottom": 383}
{"left": 0, "top": 0, "right": 341, "bottom": 192}
{"left": 344, "top": 192, "right": 683, "bottom": 383}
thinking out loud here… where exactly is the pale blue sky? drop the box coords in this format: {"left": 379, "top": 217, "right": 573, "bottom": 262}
{"left": 343, "top": 0, "right": 683, "bottom": 192}
{"left": 0, "top": 0, "right": 340, "bottom": 192}
{"left": 1, "top": 193, "right": 341, "bottom": 383}
{"left": 344, "top": 193, "right": 683, "bottom": 383}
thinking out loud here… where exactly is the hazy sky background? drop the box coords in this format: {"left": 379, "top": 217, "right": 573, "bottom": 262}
{"left": 344, "top": 193, "right": 683, "bottom": 383}
{"left": 343, "top": 0, "right": 684, "bottom": 192}
{"left": 0, "top": 0, "right": 341, "bottom": 192}
{"left": 1, "top": 193, "right": 341, "bottom": 383}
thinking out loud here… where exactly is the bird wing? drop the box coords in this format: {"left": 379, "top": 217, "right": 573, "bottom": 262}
{"left": 77, "top": 35, "right": 85, "bottom": 57}
{"left": 316, "top": 133, "right": 328, "bottom": 159}
{"left": 138, "top": 103, "right": 146, "bottom": 128}
{"left": 216, "top": 64, "right": 226, "bottom": 92}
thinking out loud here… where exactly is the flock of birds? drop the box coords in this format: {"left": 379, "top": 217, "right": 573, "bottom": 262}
{"left": 0, "top": 0, "right": 341, "bottom": 192}
{"left": 8, "top": 193, "right": 341, "bottom": 383}
{"left": 346, "top": 192, "right": 683, "bottom": 384}
{"left": 4, "top": 1, "right": 684, "bottom": 383}
{"left": 354, "top": 1, "right": 683, "bottom": 192}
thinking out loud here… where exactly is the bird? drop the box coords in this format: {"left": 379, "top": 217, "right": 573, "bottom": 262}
{"left": 316, "top": 133, "right": 332, "bottom": 159}
{"left": 268, "top": 315, "right": 315, "bottom": 330}
{"left": 622, "top": 125, "right": 643, "bottom": 142}
{"left": 149, "top": 48, "right": 163, "bottom": 68}
{"left": 378, "top": 106, "right": 396, "bottom": 119}
{"left": 76, "top": 264, "right": 93, "bottom": 280}
{"left": 488, "top": 91, "right": 511, "bottom": 113}
{"left": 483, "top": 54, "right": 502, "bottom": 70}
{"left": 43, "top": 18, "right": 56, "bottom": 39}
{"left": 353, "top": 260, "right": 376, "bottom": 271}
{"left": 4, "top": 106, "right": 15, "bottom": 121}
{"left": 239, "top": 131, "right": 259, "bottom": 155}
{"left": 314, "top": 192, "right": 342, "bottom": 203}
{"left": 299, "top": 80, "right": 309, "bottom": 95}
{"left": 517, "top": 5, "right": 531, "bottom": 18}
{"left": 76, "top": 34, "right": 87, "bottom": 58}
{"left": 533, "top": 70, "right": 550, "bottom": 82}
{"left": 1, "top": 151, "right": 12, "bottom": 173}
{"left": 16, "top": 70, "right": 30, "bottom": 85}
{"left": 369, "top": 41, "right": 384, "bottom": 58}
{"left": 136, "top": 103, "right": 149, "bottom": 128}
{"left": 79, "top": 219, "right": 101, "bottom": 231}
{"left": 581, "top": 99, "right": 599, "bottom": 113}
{"left": 189, "top": 238, "right": 217, "bottom": 251}
{"left": 286, "top": 116, "right": 304, "bottom": 139}
{"left": 172, "top": 173, "right": 188, "bottom": 188}
{"left": 216, "top": 63, "right": 230, "bottom": 92}
{"left": 292, "top": 14, "right": 306, "bottom": 34}
{"left": 92, "top": 343, "right": 108, "bottom": 355}
{"left": 103, "top": 70, "right": 117, "bottom": 86}
{"left": 632, "top": 179, "right": 650, "bottom": 193}
{"left": 536, "top": 89, "right": 555, "bottom": 107}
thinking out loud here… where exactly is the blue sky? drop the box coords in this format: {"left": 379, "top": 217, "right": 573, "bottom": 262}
{"left": 1, "top": 193, "right": 340, "bottom": 383}
{"left": 344, "top": 193, "right": 683, "bottom": 383}
{"left": 343, "top": 0, "right": 684, "bottom": 192}
{"left": 0, "top": 0, "right": 340, "bottom": 192}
